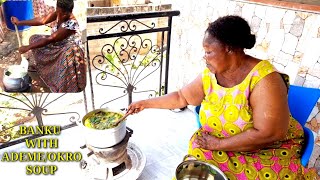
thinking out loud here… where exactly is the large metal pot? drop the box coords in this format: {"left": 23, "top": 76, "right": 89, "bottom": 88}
{"left": 3, "top": 65, "right": 30, "bottom": 92}
{"left": 78, "top": 108, "right": 127, "bottom": 148}
{"left": 176, "top": 155, "right": 228, "bottom": 180}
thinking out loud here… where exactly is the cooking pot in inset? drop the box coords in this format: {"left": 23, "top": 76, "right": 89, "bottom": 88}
{"left": 3, "top": 65, "right": 30, "bottom": 92}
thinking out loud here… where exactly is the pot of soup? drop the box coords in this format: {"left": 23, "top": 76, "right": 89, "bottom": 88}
{"left": 78, "top": 108, "right": 127, "bottom": 148}
{"left": 3, "top": 65, "right": 30, "bottom": 92}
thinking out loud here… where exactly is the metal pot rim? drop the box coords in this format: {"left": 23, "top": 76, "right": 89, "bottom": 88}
{"left": 176, "top": 160, "right": 228, "bottom": 180}
{"left": 4, "top": 65, "right": 28, "bottom": 78}
{"left": 80, "top": 108, "right": 126, "bottom": 131}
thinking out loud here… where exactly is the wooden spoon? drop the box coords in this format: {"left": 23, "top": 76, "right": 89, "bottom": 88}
{"left": 13, "top": 23, "right": 29, "bottom": 70}
{"left": 112, "top": 112, "right": 131, "bottom": 127}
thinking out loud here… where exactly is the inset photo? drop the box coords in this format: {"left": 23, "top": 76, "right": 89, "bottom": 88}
{"left": 0, "top": 0, "right": 87, "bottom": 93}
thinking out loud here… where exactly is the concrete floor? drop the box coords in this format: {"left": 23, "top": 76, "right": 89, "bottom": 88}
{"left": 0, "top": 104, "right": 319, "bottom": 179}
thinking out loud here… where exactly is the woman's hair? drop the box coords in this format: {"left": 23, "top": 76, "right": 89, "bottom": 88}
{"left": 57, "top": 0, "right": 74, "bottom": 13}
{"left": 206, "top": 15, "right": 256, "bottom": 49}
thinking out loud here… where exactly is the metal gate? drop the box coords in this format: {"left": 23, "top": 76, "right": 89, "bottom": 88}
{"left": 85, "top": 10, "right": 180, "bottom": 110}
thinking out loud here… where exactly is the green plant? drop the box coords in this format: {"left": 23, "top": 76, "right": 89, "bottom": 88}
{"left": 102, "top": 41, "right": 162, "bottom": 79}
{"left": 155, "top": 83, "right": 165, "bottom": 96}
{"left": 131, "top": 54, "right": 160, "bottom": 69}
{"left": 103, "top": 41, "right": 123, "bottom": 75}
{"left": 104, "top": 53, "right": 119, "bottom": 73}
{"left": 0, "top": 0, "right": 6, "bottom": 6}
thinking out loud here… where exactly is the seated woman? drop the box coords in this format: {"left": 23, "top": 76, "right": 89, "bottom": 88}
{"left": 11, "top": 0, "right": 86, "bottom": 93}
{"left": 127, "top": 15, "right": 319, "bottom": 179}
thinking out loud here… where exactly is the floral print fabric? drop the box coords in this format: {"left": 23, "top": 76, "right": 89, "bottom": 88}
{"left": 52, "top": 19, "right": 82, "bottom": 46}
{"left": 188, "top": 60, "right": 319, "bottom": 180}
{"left": 29, "top": 19, "right": 85, "bottom": 92}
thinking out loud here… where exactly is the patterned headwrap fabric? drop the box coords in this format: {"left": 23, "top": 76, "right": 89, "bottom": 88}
{"left": 57, "top": 0, "right": 74, "bottom": 12}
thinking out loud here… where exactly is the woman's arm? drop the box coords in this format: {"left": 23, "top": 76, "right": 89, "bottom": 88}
{"left": 217, "top": 72, "right": 290, "bottom": 151}
{"left": 19, "top": 26, "right": 75, "bottom": 53}
{"left": 11, "top": 11, "right": 57, "bottom": 26}
{"left": 127, "top": 74, "right": 205, "bottom": 114}
{"left": 196, "top": 72, "right": 290, "bottom": 152}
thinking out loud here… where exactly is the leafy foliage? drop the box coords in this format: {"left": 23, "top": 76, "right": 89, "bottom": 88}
{"left": 0, "top": 0, "right": 6, "bottom": 6}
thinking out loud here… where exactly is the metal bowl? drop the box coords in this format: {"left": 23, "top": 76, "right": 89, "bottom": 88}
{"left": 176, "top": 160, "right": 228, "bottom": 180}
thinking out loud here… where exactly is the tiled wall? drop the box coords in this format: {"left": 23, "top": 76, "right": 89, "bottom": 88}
{"left": 168, "top": 0, "right": 320, "bottom": 146}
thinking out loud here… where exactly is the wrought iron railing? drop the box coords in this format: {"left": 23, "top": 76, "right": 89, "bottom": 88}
{"left": 0, "top": 93, "right": 83, "bottom": 149}
{"left": 85, "top": 10, "right": 180, "bottom": 110}
{"left": 0, "top": 10, "right": 180, "bottom": 149}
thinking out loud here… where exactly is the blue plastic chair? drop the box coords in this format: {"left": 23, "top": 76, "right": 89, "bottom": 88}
{"left": 287, "top": 85, "right": 320, "bottom": 167}
{"left": 195, "top": 105, "right": 201, "bottom": 128}
{"left": 194, "top": 85, "right": 320, "bottom": 167}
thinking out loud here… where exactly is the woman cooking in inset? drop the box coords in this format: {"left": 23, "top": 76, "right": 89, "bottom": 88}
{"left": 11, "top": 0, "right": 86, "bottom": 93}
{"left": 127, "top": 15, "right": 319, "bottom": 179}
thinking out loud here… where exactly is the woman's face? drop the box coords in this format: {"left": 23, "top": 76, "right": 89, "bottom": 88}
{"left": 202, "top": 32, "right": 229, "bottom": 74}
{"left": 56, "top": 7, "right": 71, "bottom": 22}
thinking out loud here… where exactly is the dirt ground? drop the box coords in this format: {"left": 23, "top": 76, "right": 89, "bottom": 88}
{"left": 0, "top": 23, "right": 51, "bottom": 92}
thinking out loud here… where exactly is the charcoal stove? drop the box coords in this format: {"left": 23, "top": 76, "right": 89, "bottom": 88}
{"left": 79, "top": 127, "right": 146, "bottom": 180}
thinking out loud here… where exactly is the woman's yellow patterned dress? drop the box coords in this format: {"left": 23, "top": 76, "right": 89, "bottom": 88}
{"left": 188, "top": 60, "right": 318, "bottom": 180}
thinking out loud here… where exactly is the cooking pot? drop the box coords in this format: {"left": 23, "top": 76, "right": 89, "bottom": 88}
{"left": 78, "top": 108, "right": 127, "bottom": 148}
{"left": 175, "top": 155, "right": 227, "bottom": 180}
{"left": 3, "top": 65, "right": 30, "bottom": 92}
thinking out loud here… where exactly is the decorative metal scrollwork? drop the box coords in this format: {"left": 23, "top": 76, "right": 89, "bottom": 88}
{"left": 91, "top": 34, "right": 162, "bottom": 107}
{"left": 86, "top": 10, "right": 180, "bottom": 109}
{"left": 0, "top": 93, "right": 81, "bottom": 147}
{"left": 99, "top": 19, "right": 156, "bottom": 34}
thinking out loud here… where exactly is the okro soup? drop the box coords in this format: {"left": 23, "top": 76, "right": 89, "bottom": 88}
{"left": 83, "top": 111, "right": 123, "bottom": 130}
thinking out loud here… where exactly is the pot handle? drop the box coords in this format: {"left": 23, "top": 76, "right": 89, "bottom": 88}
{"left": 75, "top": 118, "right": 82, "bottom": 125}
{"left": 20, "top": 75, "right": 29, "bottom": 89}
{"left": 183, "top": 154, "right": 197, "bottom": 161}
{"left": 126, "top": 127, "right": 133, "bottom": 135}
{"left": 120, "top": 107, "right": 127, "bottom": 114}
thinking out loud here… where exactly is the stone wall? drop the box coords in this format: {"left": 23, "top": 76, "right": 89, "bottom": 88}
{"left": 88, "top": 0, "right": 109, "bottom": 7}
{"left": 88, "top": 0, "right": 151, "bottom": 7}
{"left": 39, "top": 0, "right": 87, "bottom": 30}
{"left": 74, "top": 0, "right": 88, "bottom": 31}
{"left": 267, "top": 0, "right": 320, "bottom": 6}
{"left": 168, "top": 0, "right": 320, "bottom": 152}
{"left": 87, "top": 3, "right": 171, "bottom": 15}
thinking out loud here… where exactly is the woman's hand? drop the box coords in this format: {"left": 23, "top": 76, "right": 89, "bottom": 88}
{"left": 11, "top": 16, "right": 19, "bottom": 25}
{"left": 19, "top": 46, "right": 31, "bottom": 54}
{"left": 195, "top": 132, "right": 221, "bottom": 151}
{"left": 127, "top": 100, "right": 146, "bottom": 114}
